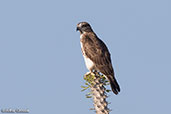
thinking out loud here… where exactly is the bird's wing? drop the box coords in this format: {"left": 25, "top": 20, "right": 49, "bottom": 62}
{"left": 81, "top": 34, "right": 114, "bottom": 75}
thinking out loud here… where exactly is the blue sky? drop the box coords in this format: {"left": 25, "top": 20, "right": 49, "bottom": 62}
{"left": 0, "top": 0, "right": 171, "bottom": 114}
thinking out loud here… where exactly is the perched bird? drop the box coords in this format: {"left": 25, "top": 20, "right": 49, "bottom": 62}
{"left": 76, "top": 22, "right": 120, "bottom": 95}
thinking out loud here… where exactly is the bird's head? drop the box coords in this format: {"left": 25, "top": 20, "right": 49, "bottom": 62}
{"left": 76, "top": 22, "right": 93, "bottom": 33}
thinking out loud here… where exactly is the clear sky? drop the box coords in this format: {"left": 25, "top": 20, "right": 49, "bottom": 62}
{"left": 0, "top": 0, "right": 170, "bottom": 114}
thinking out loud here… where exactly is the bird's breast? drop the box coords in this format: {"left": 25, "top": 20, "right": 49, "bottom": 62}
{"left": 80, "top": 37, "right": 94, "bottom": 71}
{"left": 83, "top": 55, "right": 94, "bottom": 71}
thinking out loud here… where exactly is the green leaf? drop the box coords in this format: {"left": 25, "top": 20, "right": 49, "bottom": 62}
{"left": 106, "top": 90, "right": 111, "bottom": 93}
{"left": 81, "top": 86, "right": 87, "bottom": 88}
{"left": 86, "top": 95, "right": 92, "bottom": 98}
{"left": 85, "top": 82, "right": 89, "bottom": 85}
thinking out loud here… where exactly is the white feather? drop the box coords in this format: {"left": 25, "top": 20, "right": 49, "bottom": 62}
{"left": 80, "top": 34, "right": 94, "bottom": 71}
{"left": 83, "top": 56, "right": 94, "bottom": 71}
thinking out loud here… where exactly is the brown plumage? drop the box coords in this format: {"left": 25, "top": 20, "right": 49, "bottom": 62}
{"left": 77, "top": 22, "right": 120, "bottom": 95}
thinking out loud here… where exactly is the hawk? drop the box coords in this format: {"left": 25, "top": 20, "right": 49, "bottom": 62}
{"left": 76, "top": 22, "right": 120, "bottom": 95}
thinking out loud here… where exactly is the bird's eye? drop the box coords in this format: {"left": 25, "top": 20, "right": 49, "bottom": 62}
{"left": 82, "top": 25, "right": 87, "bottom": 28}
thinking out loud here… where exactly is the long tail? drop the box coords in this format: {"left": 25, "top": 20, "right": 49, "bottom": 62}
{"left": 107, "top": 75, "right": 120, "bottom": 95}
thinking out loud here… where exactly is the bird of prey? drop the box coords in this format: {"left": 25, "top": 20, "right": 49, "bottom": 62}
{"left": 76, "top": 22, "right": 120, "bottom": 95}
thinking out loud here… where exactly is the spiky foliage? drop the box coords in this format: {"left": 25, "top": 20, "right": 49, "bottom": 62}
{"left": 81, "top": 72, "right": 111, "bottom": 114}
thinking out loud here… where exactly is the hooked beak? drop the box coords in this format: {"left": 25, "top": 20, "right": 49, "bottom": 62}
{"left": 76, "top": 27, "right": 79, "bottom": 31}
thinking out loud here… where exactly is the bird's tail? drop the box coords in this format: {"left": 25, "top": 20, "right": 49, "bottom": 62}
{"left": 107, "top": 75, "right": 120, "bottom": 95}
